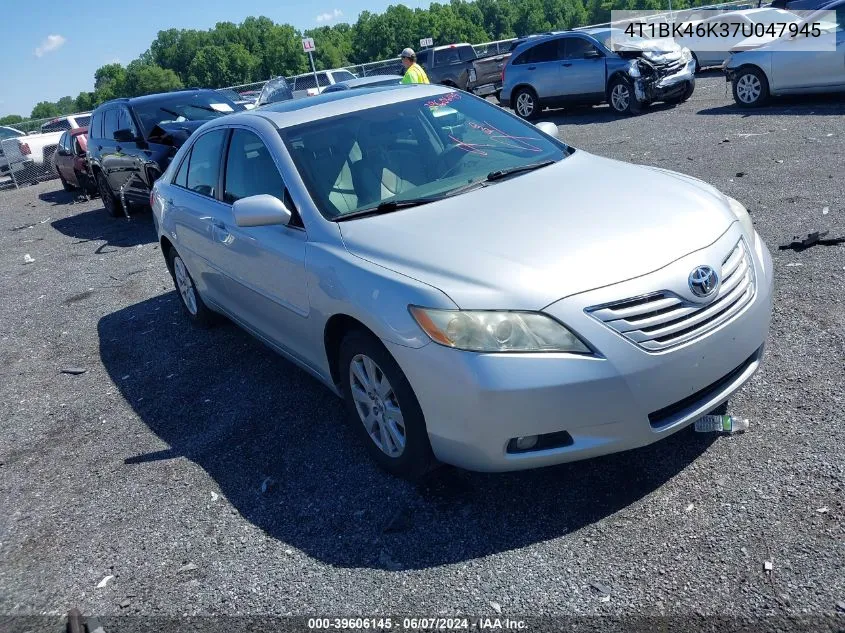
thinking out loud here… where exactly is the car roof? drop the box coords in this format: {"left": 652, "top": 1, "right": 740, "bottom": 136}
{"left": 95, "top": 89, "right": 228, "bottom": 110}
{"left": 233, "top": 83, "right": 451, "bottom": 129}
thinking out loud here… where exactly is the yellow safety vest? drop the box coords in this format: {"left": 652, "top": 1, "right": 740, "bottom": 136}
{"left": 401, "top": 63, "right": 430, "bottom": 85}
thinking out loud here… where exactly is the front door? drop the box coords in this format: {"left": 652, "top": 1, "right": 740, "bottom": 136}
{"left": 772, "top": 13, "right": 845, "bottom": 91}
{"left": 522, "top": 38, "right": 566, "bottom": 100}
{"left": 211, "top": 127, "right": 311, "bottom": 361}
{"left": 560, "top": 36, "right": 607, "bottom": 100}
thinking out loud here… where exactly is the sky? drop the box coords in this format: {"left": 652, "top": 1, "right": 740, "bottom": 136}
{"left": 0, "top": 0, "right": 425, "bottom": 118}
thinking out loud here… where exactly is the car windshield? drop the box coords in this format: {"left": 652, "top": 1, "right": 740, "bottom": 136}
{"left": 132, "top": 93, "right": 236, "bottom": 135}
{"left": 0, "top": 127, "right": 24, "bottom": 140}
{"left": 280, "top": 92, "right": 570, "bottom": 219}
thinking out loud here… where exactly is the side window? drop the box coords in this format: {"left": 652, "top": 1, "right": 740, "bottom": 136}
{"left": 117, "top": 107, "right": 137, "bottom": 136}
{"left": 103, "top": 108, "right": 119, "bottom": 140}
{"left": 416, "top": 49, "right": 429, "bottom": 66}
{"left": 90, "top": 112, "right": 102, "bottom": 139}
{"left": 525, "top": 39, "right": 563, "bottom": 64}
{"left": 223, "top": 129, "right": 284, "bottom": 203}
{"left": 317, "top": 73, "right": 330, "bottom": 87}
{"left": 565, "top": 38, "right": 599, "bottom": 59}
{"left": 458, "top": 46, "right": 476, "bottom": 62}
{"left": 58, "top": 132, "right": 68, "bottom": 152}
{"left": 297, "top": 75, "right": 316, "bottom": 91}
{"left": 186, "top": 130, "right": 226, "bottom": 198}
{"left": 73, "top": 137, "right": 84, "bottom": 155}
{"left": 434, "top": 48, "right": 462, "bottom": 65}
{"left": 173, "top": 150, "right": 190, "bottom": 188}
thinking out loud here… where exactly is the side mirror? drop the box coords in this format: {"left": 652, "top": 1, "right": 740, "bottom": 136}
{"left": 231, "top": 194, "right": 292, "bottom": 227}
{"left": 113, "top": 128, "right": 137, "bottom": 143}
{"left": 535, "top": 121, "right": 559, "bottom": 139}
{"left": 584, "top": 49, "right": 602, "bottom": 59}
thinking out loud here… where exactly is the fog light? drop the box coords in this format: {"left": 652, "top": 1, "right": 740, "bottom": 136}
{"left": 514, "top": 435, "right": 538, "bottom": 450}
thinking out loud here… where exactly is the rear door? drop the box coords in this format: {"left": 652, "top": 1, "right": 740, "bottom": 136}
{"left": 771, "top": 9, "right": 845, "bottom": 90}
{"left": 560, "top": 36, "right": 606, "bottom": 100}
{"left": 100, "top": 107, "right": 122, "bottom": 191}
{"left": 521, "top": 38, "right": 566, "bottom": 100}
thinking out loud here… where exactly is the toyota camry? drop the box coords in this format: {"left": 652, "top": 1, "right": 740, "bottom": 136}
{"left": 151, "top": 84, "right": 773, "bottom": 478}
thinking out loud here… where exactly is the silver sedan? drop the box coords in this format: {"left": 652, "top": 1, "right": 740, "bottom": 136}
{"left": 151, "top": 84, "right": 774, "bottom": 478}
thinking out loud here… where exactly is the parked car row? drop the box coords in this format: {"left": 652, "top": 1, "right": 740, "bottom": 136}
{"left": 1, "top": 112, "right": 90, "bottom": 183}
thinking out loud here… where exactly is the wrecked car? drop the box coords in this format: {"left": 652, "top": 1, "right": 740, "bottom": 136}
{"left": 88, "top": 89, "right": 239, "bottom": 218}
{"left": 501, "top": 28, "right": 696, "bottom": 117}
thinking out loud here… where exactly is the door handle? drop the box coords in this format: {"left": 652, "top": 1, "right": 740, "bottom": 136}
{"left": 527, "top": 65, "right": 537, "bottom": 70}
{"left": 211, "top": 220, "right": 232, "bottom": 244}
{"left": 562, "top": 62, "right": 572, "bottom": 67}
{"left": 97, "top": 145, "right": 103, "bottom": 151}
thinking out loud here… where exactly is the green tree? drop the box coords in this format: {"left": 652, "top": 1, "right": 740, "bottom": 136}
{"left": 94, "top": 63, "right": 128, "bottom": 102}
{"left": 75, "top": 91, "right": 96, "bottom": 112}
{"left": 0, "top": 114, "right": 24, "bottom": 125}
{"left": 123, "top": 61, "right": 184, "bottom": 97}
{"left": 31, "top": 101, "right": 61, "bottom": 119}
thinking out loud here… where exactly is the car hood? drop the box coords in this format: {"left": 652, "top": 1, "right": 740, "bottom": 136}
{"left": 338, "top": 151, "right": 737, "bottom": 310}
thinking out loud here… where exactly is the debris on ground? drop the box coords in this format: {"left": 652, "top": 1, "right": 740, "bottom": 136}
{"left": 490, "top": 601, "right": 502, "bottom": 613}
{"left": 178, "top": 562, "right": 198, "bottom": 573}
{"left": 23, "top": 254, "right": 34, "bottom": 264}
{"left": 764, "top": 560, "right": 774, "bottom": 572}
{"left": 785, "top": 262, "right": 804, "bottom": 267}
{"left": 590, "top": 581, "right": 612, "bottom": 595}
{"left": 61, "top": 367, "right": 87, "bottom": 375}
{"left": 210, "top": 491, "right": 219, "bottom": 501}
{"left": 96, "top": 574, "right": 114, "bottom": 588}
{"left": 260, "top": 477, "right": 276, "bottom": 494}
{"left": 836, "top": 601, "right": 845, "bottom": 613}
{"left": 600, "top": 594, "right": 611, "bottom": 603}
{"left": 779, "top": 231, "right": 845, "bottom": 252}
{"left": 694, "top": 415, "right": 749, "bottom": 434}
{"left": 685, "top": 503, "right": 695, "bottom": 513}
{"left": 736, "top": 172, "right": 746, "bottom": 178}
{"left": 119, "top": 598, "right": 131, "bottom": 608}
{"left": 816, "top": 507, "right": 829, "bottom": 514}
{"left": 775, "top": 159, "right": 784, "bottom": 164}
{"left": 822, "top": 206, "right": 829, "bottom": 215}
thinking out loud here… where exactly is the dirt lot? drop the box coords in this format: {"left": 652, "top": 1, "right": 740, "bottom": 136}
{"left": 1, "top": 75, "right": 843, "bottom": 623}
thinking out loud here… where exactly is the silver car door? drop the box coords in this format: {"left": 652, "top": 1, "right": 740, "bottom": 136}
{"left": 524, "top": 38, "right": 566, "bottom": 100}
{"left": 212, "top": 127, "right": 311, "bottom": 361}
{"left": 561, "top": 36, "right": 606, "bottom": 98}
{"left": 772, "top": 18, "right": 844, "bottom": 90}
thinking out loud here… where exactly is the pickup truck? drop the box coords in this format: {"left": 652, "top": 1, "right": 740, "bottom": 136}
{"left": 415, "top": 44, "right": 510, "bottom": 98}
{"left": 1, "top": 113, "right": 90, "bottom": 182}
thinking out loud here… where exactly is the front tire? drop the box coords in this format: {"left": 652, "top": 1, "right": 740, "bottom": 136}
{"left": 95, "top": 170, "right": 123, "bottom": 217}
{"left": 513, "top": 87, "right": 539, "bottom": 120}
{"left": 338, "top": 329, "right": 434, "bottom": 479}
{"left": 608, "top": 76, "right": 641, "bottom": 115}
{"left": 167, "top": 247, "right": 216, "bottom": 327}
{"left": 732, "top": 66, "right": 769, "bottom": 107}
{"left": 665, "top": 81, "right": 695, "bottom": 105}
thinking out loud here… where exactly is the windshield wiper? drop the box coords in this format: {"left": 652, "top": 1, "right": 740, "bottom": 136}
{"left": 486, "top": 160, "right": 555, "bottom": 182}
{"left": 335, "top": 197, "right": 440, "bottom": 222}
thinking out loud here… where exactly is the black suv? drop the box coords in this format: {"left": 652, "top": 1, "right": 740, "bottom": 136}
{"left": 88, "top": 89, "right": 238, "bottom": 217}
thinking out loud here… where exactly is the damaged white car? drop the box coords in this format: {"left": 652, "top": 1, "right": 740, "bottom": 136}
{"left": 501, "top": 28, "right": 697, "bottom": 117}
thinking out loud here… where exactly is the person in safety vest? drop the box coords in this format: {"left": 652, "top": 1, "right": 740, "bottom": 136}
{"left": 400, "top": 48, "right": 430, "bottom": 84}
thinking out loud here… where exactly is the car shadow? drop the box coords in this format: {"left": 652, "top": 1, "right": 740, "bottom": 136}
{"left": 698, "top": 92, "right": 845, "bottom": 115}
{"left": 39, "top": 189, "right": 94, "bottom": 206}
{"left": 51, "top": 207, "right": 156, "bottom": 252}
{"left": 98, "top": 294, "right": 717, "bottom": 570}
{"left": 539, "top": 100, "right": 680, "bottom": 126}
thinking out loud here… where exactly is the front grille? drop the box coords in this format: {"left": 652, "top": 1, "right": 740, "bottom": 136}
{"left": 587, "top": 239, "right": 755, "bottom": 352}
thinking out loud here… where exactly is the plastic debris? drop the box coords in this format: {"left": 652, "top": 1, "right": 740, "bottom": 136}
{"left": 178, "top": 563, "right": 198, "bottom": 573}
{"left": 260, "top": 477, "right": 276, "bottom": 494}
{"left": 780, "top": 231, "right": 845, "bottom": 252}
{"left": 816, "top": 506, "right": 829, "bottom": 514}
{"left": 785, "top": 262, "right": 804, "bottom": 267}
{"left": 694, "top": 415, "right": 749, "bottom": 434}
{"left": 600, "top": 595, "right": 611, "bottom": 603}
{"left": 590, "top": 581, "right": 612, "bottom": 595}
{"left": 23, "top": 254, "right": 35, "bottom": 264}
{"left": 775, "top": 160, "right": 784, "bottom": 164}
{"left": 764, "top": 560, "right": 774, "bottom": 572}
{"left": 822, "top": 206, "right": 829, "bottom": 215}
{"left": 490, "top": 601, "right": 502, "bottom": 614}
{"left": 685, "top": 503, "right": 694, "bottom": 513}
{"left": 836, "top": 601, "right": 845, "bottom": 613}
{"left": 210, "top": 491, "right": 219, "bottom": 501}
{"left": 119, "top": 598, "right": 131, "bottom": 609}
{"left": 61, "top": 367, "right": 87, "bottom": 375}
{"left": 285, "top": 549, "right": 293, "bottom": 555}
{"left": 735, "top": 172, "right": 746, "bottom": 177}
{"left": 96, "top": 575, "right": 114, "bottom": 588}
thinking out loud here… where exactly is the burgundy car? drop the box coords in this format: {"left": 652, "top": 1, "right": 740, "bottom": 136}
{"left": 52, "top": 127, "right": 96, "bottom": 194}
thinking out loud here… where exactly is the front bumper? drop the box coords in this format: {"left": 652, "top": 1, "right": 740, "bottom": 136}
{"left": 635, "top": 58, "right": 696, "bottom": 103}
{"left": 387, "top": 226, "right": 774, "bottom": 472}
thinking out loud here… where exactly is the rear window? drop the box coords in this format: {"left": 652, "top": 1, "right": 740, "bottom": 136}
{"left": 331, "top": 70, "right": 356, "bottom": 82}
{"left": 72, "top": 115, "right": 91, "bottom": 128}
{"left": 41, "top": 118, "right": 71, "bottom": 133}
{"left": 434, "top": 48, "right": 462, "bottom": 65}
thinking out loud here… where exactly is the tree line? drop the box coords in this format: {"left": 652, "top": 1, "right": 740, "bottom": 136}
{"left": 3, "top": 0, "right": 708, "bottom": 124}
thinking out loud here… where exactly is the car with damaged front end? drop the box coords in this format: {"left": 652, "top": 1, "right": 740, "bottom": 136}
{"left": 151, "top": 85, "right": 773, "bottom": 479}
{"left": 502, "top": 28, "right": 696, "bottom": 117}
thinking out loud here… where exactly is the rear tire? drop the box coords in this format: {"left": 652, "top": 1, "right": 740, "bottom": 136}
{"left": 608, "top": 76, "right": 641, "bottom": 115}
{"left": 96, "top": 170, "right": 123, "bottom": 217}
{"left": 167, "top": 246, "right": 216, "bottom": 328}
{"left": 338, "top": 329, "right": 434, "bottom": 480}
{"left": 732, "top": 66, "right": 769, "bottom": 107}
{"left": 513, "top": 87, "right": 539, "bottom": 120}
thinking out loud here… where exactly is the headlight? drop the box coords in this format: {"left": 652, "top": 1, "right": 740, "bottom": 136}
{"left": 409, "top": 307, "right": 591, "bottom": 353}
{"left": 681, "top": 48, "right": 693, "bottom": 63}
{"left": 726, "top": 196, "right": 754, "bottom": 238}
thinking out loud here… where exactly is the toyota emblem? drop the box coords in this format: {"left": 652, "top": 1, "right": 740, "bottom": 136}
{"left": 689, "top": 265, "right": 719, "bottom": 298}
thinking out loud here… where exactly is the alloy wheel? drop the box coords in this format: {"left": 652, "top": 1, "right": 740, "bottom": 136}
{"left": 736, "top": 74, "right": 761, "bottom": 104}
{"left": 173, "top": 256, "right": 198, "bottom": 316}
{"left": 611, "top": 84, "right": 630, "bottom": 112}
{"left": 349, "top": 354, "right": 406, "bottom": 458}
{"left": 516, "top": 92, "right": 534, "bottom": 118}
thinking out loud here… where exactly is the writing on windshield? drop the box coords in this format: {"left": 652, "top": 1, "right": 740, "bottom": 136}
{"left": 448, "top": 120, "right": 545, "bottom": 157}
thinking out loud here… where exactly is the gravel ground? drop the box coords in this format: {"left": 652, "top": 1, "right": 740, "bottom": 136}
{"left": 1, "top": 75, "right": 843, "bottom": 624}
